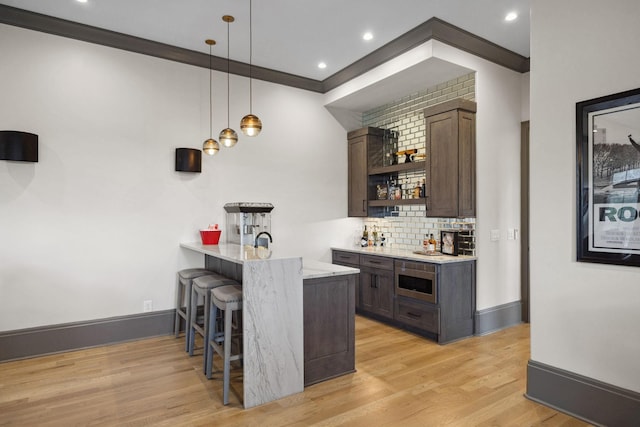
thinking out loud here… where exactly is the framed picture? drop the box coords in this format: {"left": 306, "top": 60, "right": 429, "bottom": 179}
{"left": 576, "top": 87, "right": 640, "bottom": 267}
{"left": 440, "top": 230, "right": 459, "bottom": 256}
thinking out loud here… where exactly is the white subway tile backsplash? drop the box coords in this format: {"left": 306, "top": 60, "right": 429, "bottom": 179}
{"left": 359, "top": 72, "right": 476, "bottom": 255}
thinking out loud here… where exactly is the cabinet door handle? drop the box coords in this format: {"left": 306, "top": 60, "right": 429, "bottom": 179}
{"left": 407, "top": 311, "right": 422, "bottom": 319}
{"left": 369, "top": 260, "right": 381, "bottom": 264}
{"left": 362, "top": 200, "right": 366, "bottom": 212}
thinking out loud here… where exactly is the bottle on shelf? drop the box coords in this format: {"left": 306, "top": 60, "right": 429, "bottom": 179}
{"left": 413, "top": 182, "right": 421, "bottom": 199}
{"left": 395, "top": 180, "right": 402, "bottom": 200}
{"left": 388, "top": 180, "right": 396, "bottom": 200}
{"left": 376, "top": 184, "right": 388, "bottom": 200}
{"left": 420, "top": 178, "right": 426, "bottom": 198}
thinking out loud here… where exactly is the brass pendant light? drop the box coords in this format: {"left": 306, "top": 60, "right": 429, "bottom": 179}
{"left": 219, "top": 15, "right": 238, "bottom": 148}
{"left": 202, "top": 39, "right": 220, "bottom": 156}
{"left": 240, "top": 0, "right": 262, "bottom": 137}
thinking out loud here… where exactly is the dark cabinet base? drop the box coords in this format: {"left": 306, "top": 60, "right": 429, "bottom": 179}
{"left": 303, "top": 274, "right": 356, "bottom": 386}
{"left": 333, "top": 250, "right": 476, "bottom": 345}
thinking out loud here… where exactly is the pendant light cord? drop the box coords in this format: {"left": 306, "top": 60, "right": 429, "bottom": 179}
{"left": 209, "top": 43, "right": 213, "bottom": 138}
{"left": 249, "top": 0, "right": 253, "bottom": 114}
{"left": 226, "top": 20, "right": 230, "bottom": 128}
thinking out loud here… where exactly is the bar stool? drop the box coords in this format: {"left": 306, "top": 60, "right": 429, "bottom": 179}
{"left": 189, "top": 274, "right": 238, "bottom": 372}
{"left": 174, "top": 268, "right": 211, "bottom": 352}
{"left": 206, "top": 284, "right": 243, "bottom": 405}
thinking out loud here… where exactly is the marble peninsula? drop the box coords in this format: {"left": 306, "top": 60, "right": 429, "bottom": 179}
{"left": 180, "top": 242, "right": 359, "bottom": 409}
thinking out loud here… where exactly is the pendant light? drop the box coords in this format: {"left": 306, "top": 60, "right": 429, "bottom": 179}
{"left": 219, "top": 15, "right": 238, "bottom": 148}
{"left": 240, "top": 0, "right": 262, "bottom": 137}
{"left": 202, "top": 39, "right": 220, "bottom": 156}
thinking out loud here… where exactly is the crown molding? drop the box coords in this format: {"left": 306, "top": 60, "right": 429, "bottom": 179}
{"left": 0, "top": 4, "right": 529, "bottom": 95}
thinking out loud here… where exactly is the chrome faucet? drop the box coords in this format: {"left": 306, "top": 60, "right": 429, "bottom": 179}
{"left": 254, "top": 231, "right": 273, "bottom": 248}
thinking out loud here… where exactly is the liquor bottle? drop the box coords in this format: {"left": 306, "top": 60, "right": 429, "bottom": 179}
{"left": 388, "top": 180, "right": 396, "bottom": 200}
{"left": 372, "top": 225, "right": 379, "bottom": 246}
{"left": 361, "top": 226, "right": 369, "bottom": 247}
{"left": 420, "top": 178, "right": 426, "bottom": 198}
{"left": 413, "top": 182, "right": 421, "bottom": 198}
{"left": 429, "top": 233, "right": 437, "bottom": 251}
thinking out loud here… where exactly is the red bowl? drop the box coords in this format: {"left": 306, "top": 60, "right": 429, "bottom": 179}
{"left": 200, "top": 229, "right": 221, "bottom": 245}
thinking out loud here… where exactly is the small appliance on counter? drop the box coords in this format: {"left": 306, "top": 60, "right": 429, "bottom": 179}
{"left": 224, "top": 202, "right": 274, "bottom": 248}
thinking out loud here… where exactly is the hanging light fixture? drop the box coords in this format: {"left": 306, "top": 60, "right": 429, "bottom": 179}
{"left": 219, "top": 15, "right": 238, "bottom": 148}
{"left": 202, "top": 39, "right": 220, "bottom": 156}
{"left": 240, "top": 0, "right": 262, "bottom": 137}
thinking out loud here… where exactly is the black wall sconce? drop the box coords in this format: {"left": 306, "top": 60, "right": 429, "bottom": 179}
{"left": 0, "top": 131, "right": 38, "bottom": 162}
{"left": 175, "top": 148, "right": 202, "bottom": 172}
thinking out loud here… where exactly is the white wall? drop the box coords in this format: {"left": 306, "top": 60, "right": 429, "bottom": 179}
{"left": 432, "top": 41, "right": 523, "bottom": 310}
{"left": 0, "top": 24, "right": 358, "bottom": 331}
{"left": 530, "top": 0, "right": 640, "bottom": 392}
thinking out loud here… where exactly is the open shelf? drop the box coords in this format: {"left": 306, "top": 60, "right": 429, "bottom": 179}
{"left": 369, "top": 198, "right": 426, "bottom": 207}
{"left": 369, "top": 160, "right": 425, "bottom": 176}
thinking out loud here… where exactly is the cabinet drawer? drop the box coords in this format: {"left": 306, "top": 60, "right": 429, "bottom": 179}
{"left": 332, "top": 251, "right": 360, "bottom": 266}
{"left": 360, "top": 255, "right": 394, "bottom": 271}
{"left": 394, "top": 297, "right": 439, "bottom": 333}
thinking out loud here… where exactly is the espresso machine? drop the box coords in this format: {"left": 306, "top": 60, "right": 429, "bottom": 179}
{"left": 224, "top": 202, "right": 274, "bottom": 248}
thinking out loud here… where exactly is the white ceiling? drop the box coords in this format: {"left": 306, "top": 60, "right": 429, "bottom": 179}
{"left": 0, "top": 0, "right": 530, "bottom": 81}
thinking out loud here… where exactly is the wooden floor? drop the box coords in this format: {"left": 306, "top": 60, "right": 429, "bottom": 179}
{"left": 0, "top": 316, "right": 590, "bottom": 427}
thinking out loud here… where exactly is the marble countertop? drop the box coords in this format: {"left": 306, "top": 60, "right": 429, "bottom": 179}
{"left": 302, "top": 259, "right": 359, "bottom": 280}
{"left": 181, "top": 242, "right": 359, "bottom": 279}
{"left": 331, "top": 246, "right": 477, "bottom": 264}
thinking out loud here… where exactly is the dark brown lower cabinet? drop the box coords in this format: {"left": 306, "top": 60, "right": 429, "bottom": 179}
{"left": 394, "top": 261, "right": 476, "bottom": 344}
{"left": 303, "top": 274, "right": 356, "bottom": 386}
{"left": 359, "top": 255, "right": 394, "bottom": 320}
{"left": 332, "top": 250, "right": 476, "bottom": 344}
{"left": 359, "top": 267, "right": 394, "bottom": 320}
{"left": 331, "top": 251, "right": 360, "bottom": 309}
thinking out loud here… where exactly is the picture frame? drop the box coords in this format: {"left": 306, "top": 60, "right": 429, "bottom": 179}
{"left": 440, "top": 230, "right": 459, "bottom": 256}
{"left": 576, "top": 87, "right": 640, "bottom": 267}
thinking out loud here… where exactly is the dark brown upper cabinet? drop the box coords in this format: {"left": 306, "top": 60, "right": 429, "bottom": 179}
{"left": 424, "top": 99, "right": 476, "bottom": 218}
{"left": 347, "top": 127, "right": 383, "bottom": 217}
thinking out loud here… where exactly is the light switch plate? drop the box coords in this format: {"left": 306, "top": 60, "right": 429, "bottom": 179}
{"left": 508, "top": 228, "right": 515, "bottom": 240}
{"left": 491, "top": 229, "right": 500, "bottom": 241}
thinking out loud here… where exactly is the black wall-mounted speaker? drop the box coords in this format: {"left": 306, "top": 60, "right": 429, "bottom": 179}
{"left": 175, "top": 148, "right": 202, "bottom": 172}
{"left": 0, "top": 131, "right": 38, "bottom": 162}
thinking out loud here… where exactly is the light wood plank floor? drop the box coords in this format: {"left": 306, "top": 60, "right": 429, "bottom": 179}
{"left": 0, "top": 316, "right": 590, "bottom": 426}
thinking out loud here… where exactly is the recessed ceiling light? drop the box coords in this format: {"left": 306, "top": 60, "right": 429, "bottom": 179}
{"left": 318, "top": 62, "right": 327, "bottom": 69}
{"left": 77, "top": 0, "right": 88, "bottom": 3}
{"left": 363, "top": 32, "right": 373, "bottom": 41}
{"left": 505, "top": 12, "right": 518, "bottom": 21}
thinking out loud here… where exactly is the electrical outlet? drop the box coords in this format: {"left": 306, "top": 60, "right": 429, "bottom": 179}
{"left": 508, "top": 228, "right": 515, "bottom": 240}
{"left": 490, "top": 229, "right": 500, "bottom": 241}
{"left": 143, "top": 300, "right": 153, "bottom": 312}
